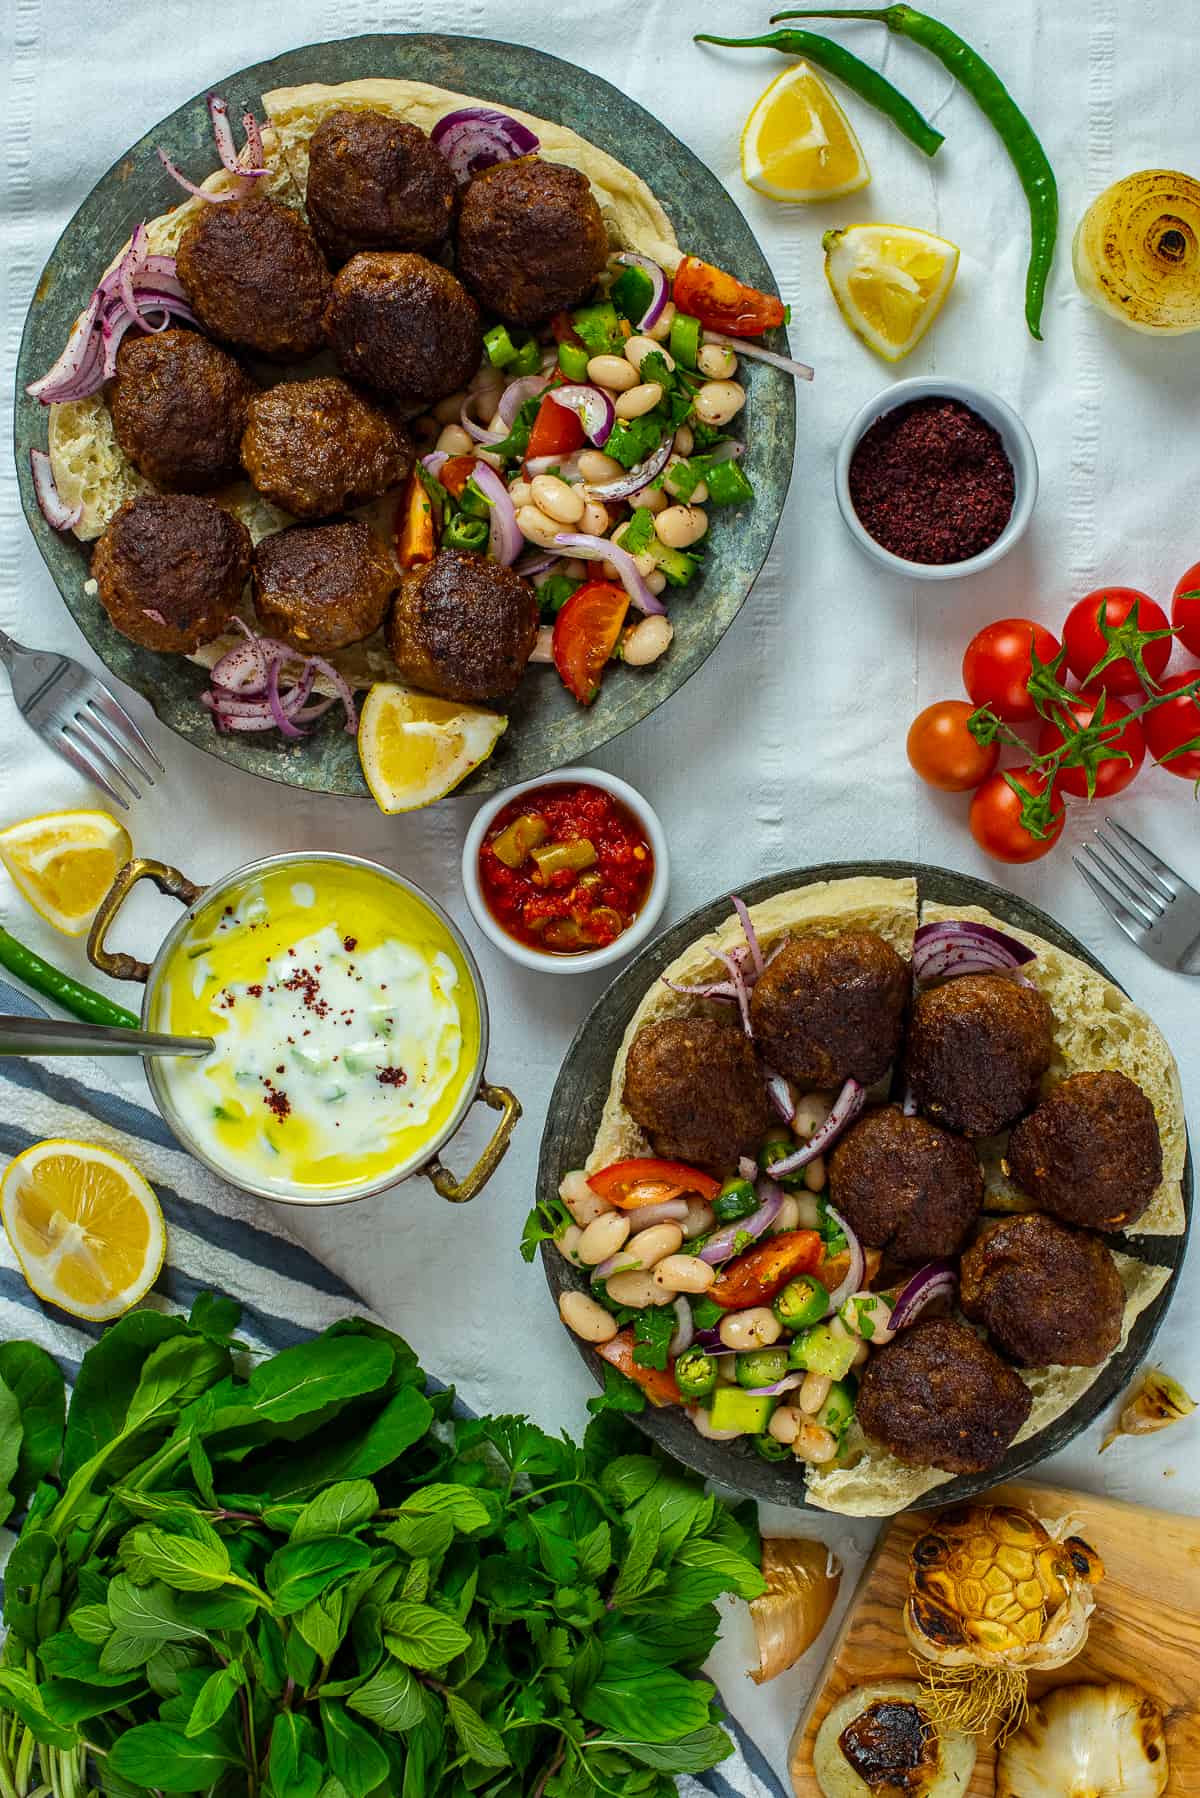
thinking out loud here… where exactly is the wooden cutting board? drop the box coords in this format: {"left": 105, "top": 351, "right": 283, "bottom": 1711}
{"left": 789, "top": 1481, "right": 1200, "bottom": 1796}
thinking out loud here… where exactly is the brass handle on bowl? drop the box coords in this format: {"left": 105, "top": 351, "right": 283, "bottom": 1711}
{"left": 423, "top": 1082, "right": 521, "bottom": 1203}
{"left": 88, "top": 857, "right": 205, "bottom": 984}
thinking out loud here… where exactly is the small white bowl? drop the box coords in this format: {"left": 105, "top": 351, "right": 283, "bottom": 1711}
{"left": 834, "top": 376, "right": 1039, "bottom": 581}
{"left": 462, "top": 766, "right": 669, "bottom": 975}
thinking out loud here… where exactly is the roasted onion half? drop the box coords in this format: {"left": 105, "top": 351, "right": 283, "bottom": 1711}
{"left": 749, "top": 1536, "right": 842, "bottom": 1683}
{"left": 997, "top": 1681, "right": 1168, "bottom": 1798}
{"left": 1073, "top": 169, "right": 1200, "bottom": 334}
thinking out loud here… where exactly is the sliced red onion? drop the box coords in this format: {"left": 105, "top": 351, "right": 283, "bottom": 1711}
{"left": 765, "top": 1069, "right": 794, "bottom": 1125}
{"left": 704, "top": 439, "right": 747, "bottom": 465}
{"left": 204, "top": 633, "right": 356, "bottom": 739}
{"left": 763, "top": 1078, "right": 865, "bottom": 1177}
{"left": 469, "top": 459, "right": 523, "bottom": 565}
{"left": 699, "top": 1182, "right": 784, "bottom": 1266}
{"left": 431, "top": 107, "right": 539, "bottom": 184}
{"left": 745, "top": 1372, "right": 805, "bottom": 1398}
{"left": 821, "top": 1204, "right": 865, "bottom": 1318}
{"left": 738, "top": 1155, "right": 758, "bottom": 1182}
{"left": 891, "top": 1260, "right": 959, "bottom": 1332}
{"left": 624, "top": 1198, "right": 690, "bottom": 1230}
{"left": 266, "top": 657, "right": 307, "bottom": 741}
{"left": 553, "top": 532, "right": 667, "bottom": 617}
{"left": 694, "top": 1326, "right": 724, "bottom": 1351}
{"left": 702, "top": 329, "right": 814, "bottom": 383}
{"left": 460, "top": 391, "right": 505, "bottom": 446}
{"left": 498, "top": 372, "right": 549, "bottom": 426}
{"left": 156, "top": 147, "right": 237, "bottom": 202}
{"left": 303, "top": 653, "right": 358, "bottom": 735}
{"left": 582, "top": 436, "right": 673, "bottom": 503}
{"left": 669, "top": 1298, "right": 694, "bottom": 1359}
{"left": 421, "top": 451, "right": 449, "bottom": 478}
{"left": 616, "top": 251, "right": 669, "bottom": 332}
{"left": 142, "top": 607, "right": 167, "bottom": 626}
{"left": 117, "top": 224, "right": 152, "bottom": 331}
{"left": 594, "top": 1246, "right": 644, "bottom": 1281}
{"left": 515, "top": 550, "right": 557, "bottom": 578}
{"left": 530, "top": 626, "right": 555, "bottom": 665}
{"left": 912, "top": 920, "right": 1037, "bottom": 987}
{"left": 30, "top": 450, "right": 81, "bottom": 531}
{"left": 25, "top": 291, "right": 103, "bottom": 401}
{"left": 549, "top": 384, "right": 614, "bottom": 447}
{"left": 660, "top": 975, "right": 738, "bottom": 1003}
{"left": 714, "top": 949, "right": 752, "bottom": 1035}
{"left": 733, "top": 895, "right": 764, "bottom": 976}
{"left": 241, "top": 110, "right": 266, "bottom": 170}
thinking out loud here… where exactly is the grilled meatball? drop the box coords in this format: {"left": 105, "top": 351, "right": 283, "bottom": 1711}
{"left": 1006, "top": 1070, "right": 1162, "bottom": 1230}
{"left": 241, "top": 377, "right": 413, "bottom": 519}
{"left": 109, "top": 329, "right": 254, "bottom": 490}
{"left": 176, "top": 192, "right": 330, "bottom": 361}
{"left": 456, "top": 157, "right": 609, "bottom": 326}
{"left": 324, "top": 252, "right": 481, "bottom": 407}
{"left": 905, "top": 974, "right": 1054, "bottom": 1138}
{"left": 305, "top": 109, "right": 457, "bottom": 265}
{"left": 252, "top": 520, "right": 396, "bottom": 653}
{"left": 856, "top": 1317, "right": 1032, "bottom": 1475}
{"left": 748, "top": 930, "right": 909, "bottom": 1089}
{"left": 622, "top": 1016, "right": 771, "bottom": 1178}
{"left": 960, "top": 1213, "right": 1125, "bottom": 1368}
{"left": 92, "top": 494, "right": 251, "bottom": 653}
{"left": 387, "top": 549, "right": 536, "bottom": 703}
{"left": 829, "top": 1106, "right": 983, "bottom": 1265}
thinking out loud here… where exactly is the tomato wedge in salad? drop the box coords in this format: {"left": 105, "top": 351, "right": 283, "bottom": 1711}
{"left": 596, "top": 1330, "right": 683, "bottom": 1407}
{"left": 588, "top": 1158, "right": 722, "bottom": 1209}
{"left": 438, "top": 455, "right": 477, "bottom": 499}
{"left": 707, "top": 1230, "right": 823, "bottom": 1310}
{"left": 552, "top": 579, "right": 629, "bottom": 705}
{"left": 525, "top": 391, "right": 585, "bottom": 466}
{"left": 672, "top": 255, "right": 785, "bottom": 336}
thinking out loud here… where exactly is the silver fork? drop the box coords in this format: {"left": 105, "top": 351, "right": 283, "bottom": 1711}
{"left": 1074, "top": 816, "right": 1200, "bottom": 974}
{"left": 0, "top": 627, "right": 163, "bottom": 810}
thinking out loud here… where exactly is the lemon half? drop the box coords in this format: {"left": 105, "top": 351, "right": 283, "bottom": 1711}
{"left": 0, "top": 809, "right": 132, "bottom": 935}
{"left": 824, "top": 223, "right": 960, "bottom": 361}
{"left": 358, "top": 684, "right": 507, "bottom": 813}
{"left": 1, "top": 1139, "right": 165, "bottom": 1321}
{"left": 741, "top": 63, "right": 870, "bottom": 204}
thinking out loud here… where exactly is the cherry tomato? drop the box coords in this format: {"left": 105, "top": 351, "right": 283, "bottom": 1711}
{"left": 1036, "top": 696, "right": 1146, "bottom": 799}
{"left": 707, "top": 1231, "right": 823, "bottom": 1310}
{"left": 596, "top": 1330, "right": 682, "bottom": 1407}
{"left": 1171, "top": 561, "right": 1200, "bottom": 660}
{"left": 1062, "top": 587, "right": 1173, "bottom": 696}
{"left": 587, "top": 1158, "right": 721, "bottom": 1208}
{"left": 525, "top": 392, "right": 585, "bottom": 465}
{"left": 962, "top": 619, "right": 1062, "bottom": 723}
{"left": 969, "top": 766, "right": 1066, "bottom": 864}
{"left": 907, "top": 700, "right": 1000, "bottom": 791}
{"left": 671, "top": 255, "right": 785, "bottom": 336}
{"left": 552, "top": 579, "right": 629, "bottom": 706}
{"left": 1143, "top": 673, "right": 1200, "bottom": 780}
{"left": 438, "top": 455, "right": 477, "bottom": 499}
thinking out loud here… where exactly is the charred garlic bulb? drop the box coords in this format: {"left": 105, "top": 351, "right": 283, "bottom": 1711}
{"left": 1101, "top": 1368, "right": 1196, "bottom": 1451}
{"left": 997, "top": 1682, "right": 1168, "bottom": 1798}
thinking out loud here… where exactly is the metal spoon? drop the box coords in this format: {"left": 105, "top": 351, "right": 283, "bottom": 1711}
{"left": 0, "top": 1015, "right": 214, "bottom": 1058}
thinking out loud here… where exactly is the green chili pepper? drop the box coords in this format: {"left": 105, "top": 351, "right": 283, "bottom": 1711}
{"left": 736, "top": 1347, "right": 790, "bottom": 1390}
{"left": 557, "top": 340, "right": 590, "bottom": 383}
{"left": 508, "top": 336, "right": 542, "bottom": 377}
{"left": 674, "top": 1346, "right": 719, "bottom": 1400}
{"left": 0, "top": 926, "right": 139, "bottom": 1029}
{"left": 713, "top": 1177, "right": 759, "bottom": 1223}
{"left": 774, "top": 1274, "right": 829, "bottom": 1332}
{"left": 753, "top": 1432, "right": 793, "bottom": 1462}
{"left": 695, "top": 26, "right": 944, "bottom": 158}
{"left": 773, "top": 6, "right": 1058, "bottom": 338}
{"left": 484, "top": 322, "right": 520, "bottom": 368}
{"left": 441, "top": 512, "right": 489, "bottom": 554}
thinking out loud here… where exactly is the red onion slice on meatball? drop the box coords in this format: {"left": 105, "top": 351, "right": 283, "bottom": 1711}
{"left": 431, "top": 108, "right": 539, "bottom": 183}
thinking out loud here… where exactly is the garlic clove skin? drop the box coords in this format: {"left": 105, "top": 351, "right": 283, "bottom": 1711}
{"left": 997, "top": 1681, "right": 1168, "bottom": 1798}
{"left": 1101, "top": 1368, "right": 1196, "bottom": 1451}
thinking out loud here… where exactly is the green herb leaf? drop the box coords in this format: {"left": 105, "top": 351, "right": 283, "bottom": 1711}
{"left": 121, "top": 1526, "right": 237, "bottom": 1593}
{"left": 289, "top": 1477, "right": 379, "bottom": 1541}
{"left": 632, "top": 1307, "right": 676, "bottom": 1372}
{"left": 587, "top": 1364, "right": 647, "bottom": 1417}
{"left": 109, "top": 1721, "right": 244, "bottom": 1791}
{"left": 185, "top": 1660, "right": 244, "bottom": 1737}
{"left": 321, "top": 1697, "right": 392, "bottom": 1798}
{"left": 0, "top": 1341, "right": 65, "bottom": 1511}
{"left": 445, "top": 1691, "right": 511, "bottom": 1768}
{"left": 580, "top": 1659, "right": 715, "bottom": 1744}
{"left": 347, "top": 1660, "right": 429, "bottom": 1734}
{"left": 265, "top": 1537, "right": 372, "bottom": 1616}
{"left": 383, "top": 1600, "right": 472, "bottom": 1670}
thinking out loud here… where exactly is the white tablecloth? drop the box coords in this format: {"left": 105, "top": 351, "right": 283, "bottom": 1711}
{"left": 2, "top": 0, "right": 1197, "bottom": 1779}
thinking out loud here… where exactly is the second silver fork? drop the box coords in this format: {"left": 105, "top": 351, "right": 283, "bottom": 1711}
{"left": 1075, "top": 815, "right": 1200, "bottom": 974}
{"left": 0, "top": 627, "right": 163, "bottom": 809}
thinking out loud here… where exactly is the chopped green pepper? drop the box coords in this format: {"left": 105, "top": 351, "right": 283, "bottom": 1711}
{"left": 674, "top": 1346, "right": 719, "bottom": 1400}
{"left": 508, "top": 336, "right": 542, "bottom": 377}
{"left": 759, "top": 1129, "right": 808, "bottom": 1191}
{"left": 610, "top": 263, "right": 654, "bottom": 323}
{"left": 530, "top": 837, "right": 597, "bottom": 877}
{"left": 710, "top": 1387, "right": 776, "bottom": 1434}
{"left": 490, "top": 812, "right": 550, "bottom": 869}
{"left": 817, "top": 1378, "right": 857, "bottom": 1437}
{"left": 649, "top": 540, "right": 702, "bottom": 588}
{"left": 669, "top": 311, "right": 702, "bottom": 370}
{"left": 753, "top": 1433, "right": 792, "bottom": 1462}
{"left": 441, "top": 512, "right": 489, "bottom": 553}
{"left": 603, "top": 414, "right": 665, "bottom": 469}
{"left": 704, "top": 459, "right": 755, "bottom": 507}
{"left": 557, "top": 340, "right": 590, "bottom": 383}
{"left": 736, "top": 1348, "right": 790, "bottom": 1390}
{"left": 571, "top": 300, "right": 624, "bottom": 356}
{"left": 484, "top": 323, "right": 520, "bottom": 368}
{"left": 774, "top": 1275, "right": 829, "bottom": 1332}
{"left": 787, "top": 1325, "right": 860, "bottom": 1381}
{"left": 713, "top": 1178, "right": 759, "bottom": 1224}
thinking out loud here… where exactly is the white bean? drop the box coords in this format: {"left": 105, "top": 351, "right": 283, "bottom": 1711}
{"left": 664, "top": 458, "right": 708, "bottom": 504}
{"left": 625, "top": 334, "right": 673, "bottom": 374}
{"left": 563, "top": 558, "right": 588, "bottom": 579}
{"left": 682, "top": 1200, "right": 716, "bottom": 1240}
{"left": 829, "top": 1315, "right": 852, "bottom": 1341}
{"left": 578, "top": 450, "right": 624, "bottom": 484}
{"left": 559, "top": 1169, "right": 611, "bottom": 1226}
{"left": 507, "top": 479, "right": 533, "bottom": 508}
{"left": 674, "top": 424, "right": 695, "bottom": 457}
{"left": 693, "top": 379, "right": 746, "bottom": 427}
{"left": 587, "top": 353, "right": 638, "bottom": 393}
{"left": 623, "top": 616, "right": 674, "bottom": 668}
{"left": 475, "top": 448, "right": 505, "bottom": 471}
{"left": 628, "top": 486, "right": 668, "bottom": 514}
{"left": 793, "top": 1092, "right": 833, "bottom": 1139}
{"left": 605, "top": 1269, "right": 659, "bottom": 1309}
{"left": 698, "top": 342, "right": 738, "bottom": 379}
{"left": 793, "top": 1423, "right": 839, "bottom": 1466}
{"left": 772, "top": 1195, "right": 802, "bottom": 1235}
{"left": 615, "top": 381, "right": 663, "bottom": 420}
{"left": 794, "top": 1194, "right": 821, "bottom": 1229}
{"left": 433, "top": 390, "right": 469, "bottom": 425}
{"left": 769, "top": 1404, "right": 802, "bottom": 1445}
{"left": 581, "top": 499, "right": 610, "bottom": 536}
{"left": 515, "top": 505, "right": 563, "bottom": 549}
{"left": 435, "top": 423, "right": 473, "bottom": 455}
{"left": 556, "top": 1224, "right": 583, "bottom": 1265}
{"left": 851, "top": 1339, "right": 870, "bottom": 1368}
{"left": 645, "top": 570, "right": 667, "bottom": 595}
{"left": 530, "top": 474, "right": 585, "bottom": 525}
{"left": 577, "top": 1210, "right": 630, "bottom": 1267}
{"left": 625, "top": 1222, "right": 683, "bottom": 1268}
{"left": 841, "top": 1292, "right": 895, "bottom": 1345}
{"left": 691, "top": 1405, "right": 744, "bottom": 1442}
{"left": 803, "top": 1156, "right": 826, "bottom": 1193}
{"left": 799, "top": 1371, "right": 832, "bottom": 1416}
{"left": 655, "top": 505, "right": 708, "bottom": 550}
{"left": 559, "top": 1290, "right": 617, "bottom": 1343}
{"left": 645, "top": 299, "right": 676, "bottom": 342}
{"left": 652, "top": 1252, "right": 713, "bottom": 1294}
{"left": 719, "top": 1307, "right": 782, "bottom": 1351}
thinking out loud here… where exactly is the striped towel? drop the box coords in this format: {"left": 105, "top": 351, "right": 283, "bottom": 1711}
{"left": 0, "top": 976, "right": 788, "bottom": 1798}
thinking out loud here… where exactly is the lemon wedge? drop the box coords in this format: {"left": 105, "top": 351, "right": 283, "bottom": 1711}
{"left": 1, "top": 1139, "right": 165, "bottom": 1321}
{"left": 741, "top": 63, "right": 870, "bottom": 203}
{"left": 358, "top": 684, "right": 507, "bottom": 813}
{"left": 0, "top": 808, "right": 132, "bottom": 936}
{"left": 824, "top": 223, "right": 960, "bottom": 361}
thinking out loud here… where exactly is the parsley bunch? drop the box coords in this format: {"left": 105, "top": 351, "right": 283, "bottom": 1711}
{"left": 0, "top": 1296, "right": 764, "bottom": 1797}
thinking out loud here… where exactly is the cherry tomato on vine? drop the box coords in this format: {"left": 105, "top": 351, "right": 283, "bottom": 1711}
{"left": 962, "top": 619, "right": 1062, "bottom": 723}
{"left": 907, "top": 700, "right": 1000, "bottom": 791}
{"left": 1143, "top": 673, "right": 1200, "bottom": 780}
{"left": 1172, "top": 561, "right": 1200, "bottom": 661}
{"left": 969, "top": 766, "right": 1065, "bottom": 864}
{"left": 1036, "top": 696, "right": 1146, "bottom": 799}
{"left": 1062, "top": 588, "right": 1173, "bottom": 695}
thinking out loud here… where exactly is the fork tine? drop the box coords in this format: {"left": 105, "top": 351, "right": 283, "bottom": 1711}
{"left": 1093, "top": 829, "right": 1167, "bottom": 915}
{"left": 1080, "top": 844, "right": 1157, "bottom": 927}
{"left": 88, "top": 684, "right": 165, "bottom": 773}
{"left": 82, "top": 701, "right": 155, "bottom": 789}
{"left": 63, "top": 717, "right": 142, "bottom": 803}
{"left": 50, "top": 730, "right": 130, "bottom": 811}
{"left": 1074, "top": 857, "right": 1150, "bottom": 944}
{"left": 1102, "top": 814, "right": 1182, "bottom": 899}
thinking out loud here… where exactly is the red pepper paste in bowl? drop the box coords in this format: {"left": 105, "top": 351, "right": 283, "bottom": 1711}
{"left": 849, "top": 396, "right": 1015, "bottom": 565}
{"left": 477, "top": 781, "right": 655, "bottom": 955}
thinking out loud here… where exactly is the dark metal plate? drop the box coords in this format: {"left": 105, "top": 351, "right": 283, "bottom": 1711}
{"left": 14, "top": 33, "right": 795, "bottom": 799}
{"left": 538, "top": 862, "right": 1191, "bottom": 1509}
